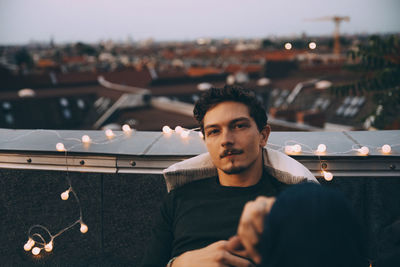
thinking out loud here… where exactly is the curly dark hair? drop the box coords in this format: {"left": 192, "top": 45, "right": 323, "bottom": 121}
{"left": 193, "top": 85, "right": 268, "bottom": 134}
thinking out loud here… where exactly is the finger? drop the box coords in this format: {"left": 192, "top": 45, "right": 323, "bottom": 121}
{"left": 237, "top": 206, "right": 262, "bottom": 253}
{"left": 226, "top": 235, "right": 244, "bottom": 251}
{"left": 231, "top": 248, "right": 249, "bottom": 259}
{"left": 253, "top": 197, "right": 275, "bottom": 233}
{"left": 222, "top": 251, "right": 255, "bottom": 267}
{"left": 238, "top": 215, "right": 261, "bottom": 247}
{"left": 252, "top": 206, "right": 266, "bottom": 234}
{"left": 238, "top": 223, "right": 261, "bottom": 264}
{"left": 212, "top": 240, "right": 228, "bottom": 249}
{"left": 226, "top": 236, "right": 248, "bottom": 258}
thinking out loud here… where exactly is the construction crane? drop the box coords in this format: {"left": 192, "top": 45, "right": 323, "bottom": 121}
{"left": 306, "top": 16, "right": 350, "bottom": 56}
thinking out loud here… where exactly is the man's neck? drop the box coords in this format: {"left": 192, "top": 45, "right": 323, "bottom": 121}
{"left": 217, "top": 155, "right": 263, "bottom": 187}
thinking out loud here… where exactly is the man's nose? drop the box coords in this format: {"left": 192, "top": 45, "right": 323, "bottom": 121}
{"left": 221, "top": 129, "right": 234, "bottom": 147}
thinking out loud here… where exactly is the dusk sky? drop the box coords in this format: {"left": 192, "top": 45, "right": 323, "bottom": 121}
{"left": 1, "top": 0, "right": 399, "bottom": 45}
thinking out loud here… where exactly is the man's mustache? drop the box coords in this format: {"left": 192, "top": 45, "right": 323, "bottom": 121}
{"left": 220, "top": 149, "right": 244, "bottom": 158}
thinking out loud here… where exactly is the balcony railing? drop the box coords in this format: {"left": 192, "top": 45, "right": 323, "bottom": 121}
{"left": 1, "top": 129, "right": 399, "bottom": 176}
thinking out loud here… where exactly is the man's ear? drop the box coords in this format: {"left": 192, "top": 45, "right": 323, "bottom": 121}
{"left": 259, "top": 125, "right": 271, "bottom": 147}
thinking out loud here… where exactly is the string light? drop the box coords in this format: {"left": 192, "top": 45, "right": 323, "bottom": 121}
{"left": 24, "top": 243, "right": 31, "bottom": 251}
{"left": 26, "top": 131, "right": 92, "bottom": 257}
{"left": 180, "top": 130, "right": 190, "bottom": 138}
{"left": 32, "top": 247, "right": 41, "bottom": 255}
{"left": 174, "top": 126, "right": 183, "bottom": 134}
{"left": 44, "top": 241, "right": 53, "bottom": 252}
{"left": 382, "top": 144, "right": 391, "bottom": 154}
{"left": 293, "top": 144, "right": 302, "bottom": 153}
{"left": 284, "top": 42, "right": 292, "bottom": 50}
{"left": 122, "top": 124, "right": 132, "bottom": 133}
{"left": 316, "top": 144, "right": 327, "bottom": 153}
{"left": 81, "top": 135, "right": 91, "bottom": 144}
{"left": 322, "top": 171, "right": 333, "bottom": 181}
{"left": 56, "top": 143, "right": 65, "bottom": 152}
{"left": 162, "top": 125, "right": 172, "bottom": 134}
{"left": 24, "top": 238, "right": 35, "bottom": 251}
{"left": 284, "top": 145, "right": 295, "bottom": 154}
{"left": 358, "top": 146, "right": 369, "bottom": 156}
{"left": 105, "top": 129, "right": 115, "bottom": 139}
{"left": 80, "top": 222, "right": 88, "bottom": 234}
{"left": 285, "top": 144, "right": 302, "bottom": 154}
{"left": 61, "top": 189, "right": 70, "bottom": 201}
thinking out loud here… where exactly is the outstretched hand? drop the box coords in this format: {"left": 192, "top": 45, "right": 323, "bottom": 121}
{"left": 227, "top": 196, "right": 276, "bottom": 264}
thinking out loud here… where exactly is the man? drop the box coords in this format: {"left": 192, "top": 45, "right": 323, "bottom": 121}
{"left": 141, "top": 86, "right": 317, "bottom": 267}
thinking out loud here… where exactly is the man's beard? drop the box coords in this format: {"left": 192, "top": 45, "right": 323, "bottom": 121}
{"left": 221, "top": 165, "right": 247, "bottom": 174}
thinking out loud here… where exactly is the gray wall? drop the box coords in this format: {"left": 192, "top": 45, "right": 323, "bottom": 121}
{"left": 0, "top": 169, "right": 166, "bottom": 266}
{"left": 1, "top": 169, "right": 399, "bottom": 266}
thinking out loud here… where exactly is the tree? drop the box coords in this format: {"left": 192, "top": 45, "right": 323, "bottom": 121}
{"left": 15, "top": 48, "right": 34, "bottom": 72}
{"left": 75, "top": 42, "right": 97, "bottom": 56}
{"left": 262, "top": 39, "right": 274, "bottom": 49}
{"left": 332, "top": 35, "right": 400, "bottom": 129}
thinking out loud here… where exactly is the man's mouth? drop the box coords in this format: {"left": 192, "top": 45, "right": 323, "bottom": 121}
{"left": 220, "top": 149, "right": 243, "bottom": 158}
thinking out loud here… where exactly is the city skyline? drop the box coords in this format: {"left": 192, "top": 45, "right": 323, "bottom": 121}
{"left": 1, "top": 0, "right": 399, "bottom": 45}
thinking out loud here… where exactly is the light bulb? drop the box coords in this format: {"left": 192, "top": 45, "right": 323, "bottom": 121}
{"left": 44, "top": 241, "right": 53, "bottom": 252}
{"left": 28, "top": 238, "right": 35, "bottom": 246}
{"left": 293, "top": 144, "right": 302, "bottom": 153}
{"left": 82, "top": 135, "right": 91, "bottom": 143}
{"left": 382, "top": 144, "right": 391, "bottom": 154}
{"left": 32, "top": 247, "right": 41, "bottom": 255}
{"left": 180, "top": 130, "right": 189, "bottom": 138}
{"left": 122, "top": 124, "right": 132, "bottom": 133}
{"left": 317, "top": 144, "right": 327, "bottom": 153}
{"left": 56, "top": 143, "right": 65, "bottom": 152}
{"left": 80, "top": 223, "right": 88, "bottom": 234}
{"left": 105, "top": 129, "right": 114, "bottom": 138}
{"left": 24, "top": 238, "right": 34, "bottom": 251}
{"left": 174, "top": 126, "right": 183, "bottom": 134}
{"left": 323, "top": 171, "right": 333, "bottom": 181}
{"left": 284, "top": 42, "right": 292, "bottom": 50}
{"left": 162, "top": 125, "right": 172, "bottom": 134}
{"left": 24, "top": 243, "right": 32, "bottom": 251}
{"left": 309, "top": 42, "right": 317, "bottom": 49}
{"left": 61, "top": 190, "right": 69, "bottom": 200}
{"left": 285, "top": 145, "right": 294, "bottom": 154}
{"left": 198, "top": 132, "right": 204, "bottom": 138}
{"left": 358, "top": 146, "right": 369, "bottom": 156}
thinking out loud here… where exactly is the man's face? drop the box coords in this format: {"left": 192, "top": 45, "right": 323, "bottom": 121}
{"left": 203, "top": 101, "right": 270, "bottom": 175}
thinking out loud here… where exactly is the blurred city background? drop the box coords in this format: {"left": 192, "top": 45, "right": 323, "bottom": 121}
{"left": 1, "top": 0, "right": 399, "bottom": 132}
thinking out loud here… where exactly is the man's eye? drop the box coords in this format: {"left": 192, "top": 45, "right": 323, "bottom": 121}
{"left": 206, "top": 129, "right": 219, "bottom": 136}
{"left": 234, "top": 123, "right": 248, "bottom": 129}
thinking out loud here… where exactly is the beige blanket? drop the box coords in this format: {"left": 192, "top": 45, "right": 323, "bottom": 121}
{"left": 163, "top": 147, "right": 319, "bottom": 192}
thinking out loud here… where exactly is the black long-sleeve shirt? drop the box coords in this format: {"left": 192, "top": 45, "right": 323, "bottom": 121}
{"left": 141, "top": 173, "right": 288, "bottom": 267}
